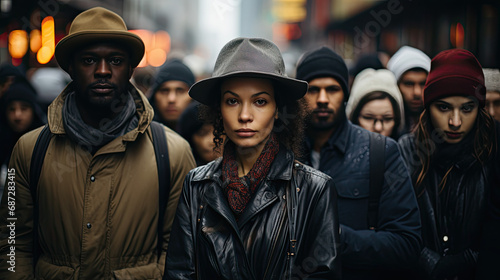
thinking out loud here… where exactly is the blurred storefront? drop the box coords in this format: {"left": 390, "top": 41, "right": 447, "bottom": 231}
{"left": 322, "top": 0, "right": 499, "bottom": 67}
{"left": 1, "top": 0, "right": 498, "bottom": 73}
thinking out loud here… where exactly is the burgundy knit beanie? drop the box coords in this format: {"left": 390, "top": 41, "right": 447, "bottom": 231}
{"left": 423, "top": 49, "right": 485, "bottom": 108}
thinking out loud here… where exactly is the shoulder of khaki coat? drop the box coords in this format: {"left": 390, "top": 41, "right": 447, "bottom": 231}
{"left": 0, "top": 125, "right": 46, "bottom": 279}
{"left": 159, "top": 124, "right": 195, "bottom": 254}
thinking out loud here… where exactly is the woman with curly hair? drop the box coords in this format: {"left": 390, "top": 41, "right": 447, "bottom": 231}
{"left": 164, "top": 38, "right": 341, "bottom": 280}
{"left": 398, "top": 49, "right": 500, "bottom": 280}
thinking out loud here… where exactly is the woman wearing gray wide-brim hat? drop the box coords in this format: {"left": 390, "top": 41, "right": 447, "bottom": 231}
{"left": 165, "top": 37, "right": 341, "bottom": 280}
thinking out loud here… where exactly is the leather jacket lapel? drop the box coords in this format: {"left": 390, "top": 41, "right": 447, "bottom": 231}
{"left": 237, "top": 181, "right": 281, "bottom": 228}
{"left": 203, "top": 182, "right": 241, "bottom": 238}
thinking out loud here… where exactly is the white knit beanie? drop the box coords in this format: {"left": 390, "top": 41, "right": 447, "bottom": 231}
{"left": 483, "top": 68, "right": 500, "bottom": 93}
{"left": 346, "top": 68, "right": 405, "bottom": 133}
{"left": 387, "top": 46, "right": 431, "bottom": 81}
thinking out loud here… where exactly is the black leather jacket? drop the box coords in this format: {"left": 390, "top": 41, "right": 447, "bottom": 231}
{"left": 165, "top": 146, "right": 341, "bottom": 280}
{"left": 399, "top": 133, "right": 492, "bottom": 279}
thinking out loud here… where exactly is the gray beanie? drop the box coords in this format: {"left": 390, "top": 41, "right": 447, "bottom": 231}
{"left": 387, "top": 46, "right": 431, "bottom": 81}
{"left": 483, "top": 68, "right": 500, "bottom": 93}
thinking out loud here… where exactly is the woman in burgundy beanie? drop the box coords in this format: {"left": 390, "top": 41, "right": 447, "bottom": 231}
{"left": 398, "top": 48, "right": 500, "bottom": 280}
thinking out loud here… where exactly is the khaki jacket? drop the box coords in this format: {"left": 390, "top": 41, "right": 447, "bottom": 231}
{"left": 0, "top": 83, "right": 196, "bottom": 279}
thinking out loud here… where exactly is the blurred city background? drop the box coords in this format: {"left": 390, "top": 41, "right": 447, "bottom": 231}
{"left": 1, "top": 0, "right": 499, "bottom": 80}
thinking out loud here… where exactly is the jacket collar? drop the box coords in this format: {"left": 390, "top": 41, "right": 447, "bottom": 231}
{"left": 47, "top": 82, "right": 154, "bottom": 140}
{"left": 305, "top": 118, "right": 349, "bottom": 156}
{"left": 198, "top": 145, "right": 295, "bottom": 230}
{"left": 325, "top": 118, "right": 349, "bottom": 155}
{"left": 192, "top": 144, "right": 295, "bottom": 183}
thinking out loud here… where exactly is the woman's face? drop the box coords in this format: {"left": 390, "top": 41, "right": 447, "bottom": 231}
{"left": 220, "top": 77, "right": 277, "bottom": 154}
{"left": 192, "top": 124, "right": 217, "bottom": 164}
{"left": 358, "top": 98, "right": 395, "bottom": 137}
{"left": 6, "top": 100, "right": 34, "bottom": 133}
{"left": 429, "top": 96, "right": 478, "bottom": 144}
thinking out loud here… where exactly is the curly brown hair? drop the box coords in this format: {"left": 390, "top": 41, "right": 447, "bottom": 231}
{"left": 199, "top": 80, "right": 307, "bottom": 158}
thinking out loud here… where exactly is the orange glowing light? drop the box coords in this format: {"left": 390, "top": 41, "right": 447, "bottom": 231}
{"left": 148, "top": 49, "right": 167, "bottom": 67}
{"left": 130, "top": 30, "right": 171, "bottom": 67}
{"left": 450, "top": 23, "right": 465, "bottom": 48}
{"left": 30, "top": 29, "right": 42, "bottom": 53}
{"left": 8, "top": 30, "right": 28, "bottom": 59}
{"left": 37, "top": 16, "right": 55, "bottom": 64}
{"left": 153, "top": 31, "right": 171, "bottom": 53}
{"left": 130, "top": 29, "right": 152, "bottom": 67}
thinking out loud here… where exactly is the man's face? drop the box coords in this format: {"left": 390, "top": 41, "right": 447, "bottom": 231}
{"left": 486, "top": 91, "right": 500, "bottom": 122}
{"left": 398, "top": 70, "right": 427, "bottom": 115}
{"left": 154, "top": 80, "right": 192, "bottom": 123}
{"left": 6, "top": 100, "right": 34, "bottom": 133}
{"left": 69, "top": 43, "right": 133, "bottom": 112}
{"left": 303, "top": 77, "right": 345, "bottom": 130}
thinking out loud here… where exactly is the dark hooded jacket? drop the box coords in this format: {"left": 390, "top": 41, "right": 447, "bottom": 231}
{"left": 165, "top": 146, "right": 341, "bottom": 280}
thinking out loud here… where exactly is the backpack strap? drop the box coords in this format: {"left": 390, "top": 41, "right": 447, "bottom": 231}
{"left": 29, "top": 123, "right": 171, "bottom": 264}
{"left": 29, "top": 125, "right": 52, "bottom": 271}
{"left": 368, "top": 133, "right": 386, "bottom": 230}
{"left": 150, "top": 121, "right": 171, "bottom": 260}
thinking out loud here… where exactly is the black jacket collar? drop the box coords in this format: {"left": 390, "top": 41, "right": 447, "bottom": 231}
{"left": 191, "top": 144, "right": 295, "bottom": 183}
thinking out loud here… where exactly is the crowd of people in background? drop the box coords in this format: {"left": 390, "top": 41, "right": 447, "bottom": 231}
{"left": 0, "top": 6, "right": 499, "bottom": 280}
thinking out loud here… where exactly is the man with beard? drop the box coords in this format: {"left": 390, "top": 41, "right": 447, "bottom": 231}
{"left": 0, "top": 7, "right": 195, "bottom": 279}
{"left": 295, "top": 46, "right": 421, "bottom": 280}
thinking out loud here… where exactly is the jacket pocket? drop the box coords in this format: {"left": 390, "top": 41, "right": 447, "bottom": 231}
{"left": 335, "top": 177, "right": 369, "bottom": 199}
{"left": 113, "top": 263, "right": 162, "bottom": 280}
{"left": 36, "top": 258, "right": 75, "bottom": 280}
{"left": 335, "top": 177, "right": 370, "bottom": 230}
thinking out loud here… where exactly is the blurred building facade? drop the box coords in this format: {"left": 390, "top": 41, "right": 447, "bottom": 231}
{"left": 1, "top": 0, "right": 498, "bottom": 74}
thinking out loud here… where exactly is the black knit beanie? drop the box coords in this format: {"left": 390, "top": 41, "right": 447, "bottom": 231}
{"left": 150, "top": 59, "right": 195, "bottom": 94}
{"left": 3, "top": 82, "right": 37, "bottom": 107}
{"left": 296, "top": 46, "right": 349, "bottom": 100}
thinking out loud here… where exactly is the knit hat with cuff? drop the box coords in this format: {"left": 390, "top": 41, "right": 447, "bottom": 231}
{"left": 346, "top": 68, "right": 405, "bottom": 132}
{"left": 483, "top": 68, "right": 500, "bottom": 93}
{"left": 295, "top": 46, "right": 349, "bottom": 100}
{"left": 387, "top": 46, "right": 431, "bottom": 81}
{"left": 423, "top": 49, "right": 485, "bottom": 108}
{"left": 150, "top": 59, "right": 196, "bottom": 95}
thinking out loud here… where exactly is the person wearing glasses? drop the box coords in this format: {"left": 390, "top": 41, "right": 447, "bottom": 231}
{"left": 346, "top": 68, "right": 405, "bottom": 140}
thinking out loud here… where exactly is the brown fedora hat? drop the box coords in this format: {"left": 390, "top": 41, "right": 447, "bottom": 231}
{"left": 55, "top": 7, "right": 144, "bottom": 72}
{"left": 189, "top": 37, "right": 308, "bottom": 107}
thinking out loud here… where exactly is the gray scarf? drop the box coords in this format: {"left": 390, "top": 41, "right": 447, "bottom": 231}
{"left": 63, "top": 91, "right": 139, "bottom": 154}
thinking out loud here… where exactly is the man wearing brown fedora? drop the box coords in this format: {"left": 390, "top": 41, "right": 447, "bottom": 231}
{"left": 0, "top": 7, "right": 195, "bottom": 279}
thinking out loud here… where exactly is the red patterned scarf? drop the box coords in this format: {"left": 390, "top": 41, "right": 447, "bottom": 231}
{"left": 222, "top": 134, "right": 279, "bottom": 219}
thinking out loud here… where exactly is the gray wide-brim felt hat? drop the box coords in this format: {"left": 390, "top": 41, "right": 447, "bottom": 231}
{"left": 189, "top": 37, "right": 308, "bottom": 107}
